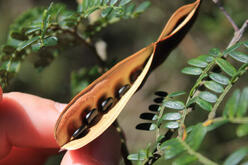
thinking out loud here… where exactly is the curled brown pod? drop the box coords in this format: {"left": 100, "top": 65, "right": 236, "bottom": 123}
{"left": 54, "top": 0, "right": 201, "bottom": 150}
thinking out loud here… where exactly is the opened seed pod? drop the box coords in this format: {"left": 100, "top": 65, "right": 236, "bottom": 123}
{"left": 54, "top": 0, "right": 201, "bottom": 150}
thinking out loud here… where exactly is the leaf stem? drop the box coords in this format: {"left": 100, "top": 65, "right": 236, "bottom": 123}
{"left": 178, "top": 138, "right": 218, "bottom": 165}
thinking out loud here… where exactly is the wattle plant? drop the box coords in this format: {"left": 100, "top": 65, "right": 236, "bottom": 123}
{"left": 0, "top": 0, "right": 248, "bottom": 165}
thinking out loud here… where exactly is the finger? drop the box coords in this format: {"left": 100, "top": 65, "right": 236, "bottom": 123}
{"left": 61, "top": 126, "right": 121, "bottom": 165}
{"left": 0, "top": 92, "right": 66, "bottom": 159}
{"left": 0, "top": 146, "right": 58, "bottom": 165}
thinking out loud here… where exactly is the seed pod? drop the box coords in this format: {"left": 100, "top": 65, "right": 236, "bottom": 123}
{"left": 54, "top": 0, "right": 201, "bottom": 150}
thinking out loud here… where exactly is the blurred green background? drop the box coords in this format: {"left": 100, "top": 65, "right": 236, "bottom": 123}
{"left": 0, "top": 0, "right": 247, "bottom": 164}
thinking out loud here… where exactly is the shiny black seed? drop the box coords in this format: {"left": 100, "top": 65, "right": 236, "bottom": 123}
{"left": 100, "top": 97, "right": 113, "bottom": 113}
{"left": 71, "top": 125, "right": 89, "bottom": 140}
{"left": 148, "top": 104, "right": 160, "bottom": 112}
{"left": 140, "top": 113, "right": 157, "bottom": 120}
{"left": 136, "top": 123, "right": 155, "bottom": 131}
{"left": 118, "top": 84, "right": 130, "bottom": 98}
{"left": 153, "top": 97, "right": 164, "bottom": 103}
{"left": 155, "top": 91, "right": 168, "bottom": 97}
{"left": 84, "top": 108, "right": 99, "bottom": 125}
{"left": 130, "top": 68, "right": 142, "bottom": 83}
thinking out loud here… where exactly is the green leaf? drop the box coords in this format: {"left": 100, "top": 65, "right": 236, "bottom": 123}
{"left": 134, "top": 1, "right": 151, "bottom": 13}
{"left": 188, "top": 58, "right": 208, "bottom": 68}
{"left": 160, "top": 138, "right": 185, "bottom": 159}
{"left": 82, "top": 0, "right": 89, "bottom": 11}
{"left": 209, "top": 73, "right": 230, "bottom": 85}
{"left": 186, "top": 124, "right": 207, "bottom": 150}
{"left": 127, "top": 150, "right": 146, "bottom": 161}
{"left": 162, "top": 113, "right": 181, "bottom": 121}
{"left": 110, "top": 0, "right": 118, "bottom": 5}
{"left": 101, "top": 7, "right": 112, "bottom": 17}
{"left": 31, "top": 42, "right": 42, "bottom": 52}
{"left": 165, "top": 121, "right": 179, "bottom": 129}
{"left": 168, "top": 91, "right": 186, "bottom": 97}
{"left": 204, "top": 81, "right": 224, "bottom": 93}
{"left": 236, "top": 124, "right": 248, "bottom": 137}
{"left": 163, "top": 100, "right": 185, "bottom": 110}
{"left": 25, "top": 27, "right": 41, "bottom": 35}
{"left": 196, "top": 97, "right": 212, "bottom": 111}
{"left": 223, "top": 89, "right": 240, "bottom": 118}
{"left": 172, "top": 153, "right": 197, "bottom": 165}
{"left": 17, "top": 36, "right": 40, "bottom": 51}
{"left": 216, "top": 57, "right": 237, "bottom": 77}
{"left": 237, "top": 87, "right": 248, "bottom": 117}
{"left": 244, "top": 41, "right": 248, "bottom": 48}
{"left": 43, "top": 36, "right": 58, "bottom": 46}
{"left": 224, "top": 147, "right": 248, "bottom": 165}
{"left": 199, "top": 91, "right": 218, "bottom": 103}
{"left": 119, "top": 0, "right": 131, "bottom": 6}
{"left": 229, "top": 51, "right": 248, "bottom": 63}
{"left": 181, "top": 67, "right": 202, "bottom": 75}
{"left": 197, "top": 55, "right": 214, "bottom": 63}
{"left": 103, "top": 0, "right": 110, "bottom": 5}
{"left": 125, "top": 3, "right": 136, "bottom": 15}
{"left": 209, "top": 48, "right": 222, "bottom": 57}
{"left": 224, "top": 42, "right": 241, "bottom": 56}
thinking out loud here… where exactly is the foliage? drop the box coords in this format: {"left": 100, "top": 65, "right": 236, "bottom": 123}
{"left": 0, "top": 1, "right": 248, "bottom": 165}
{"left": 0, "top": 0, "right": 150, "bottom": 89}
{"left": 130, "top": 41, "right": 248, "bottom": 164}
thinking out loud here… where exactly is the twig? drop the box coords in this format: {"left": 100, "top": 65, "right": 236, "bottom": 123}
{"left": 211, "top": 0, "right": 239, "bottom": 32}
{"left": 113, "top": 121, "right": 132, "bottom": 165}
{"left": 227, "top": 20, "right": 248, "bottom": 48}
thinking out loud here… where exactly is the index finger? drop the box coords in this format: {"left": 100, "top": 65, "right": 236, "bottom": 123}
{"left": 0, "top": 92, "right": 66, "bottom": 158}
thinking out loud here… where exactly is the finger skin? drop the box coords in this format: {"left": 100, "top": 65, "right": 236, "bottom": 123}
{"left": 0, "top": 92, "right": 121, "bottom": 165}
{"left": 0, "top": 147, "right": 58, "bottom": 165}
{"left": 0, "top": 92, "right": 65, "bottom": 159}
{"left": 61, "top": 126, "right": 121, "bottom": 165}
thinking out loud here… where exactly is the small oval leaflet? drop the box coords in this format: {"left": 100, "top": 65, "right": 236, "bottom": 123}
{"left": 204, "top": 81, "right": 224, "bottom": 93}
{"left": 199, "top": 91, "right": 218, "bottom": 103}
{"left": 209, "top": 73, "right": 230, "bottom": 85}
{"left": 162, "top": 112, "right": 181, "bottom": 121}
{"left": 163, "top": 100, "right": 185, "bottom": 110}
{"left": 181, "top": 67, "right": 202, "bottom": 75}
{"left": 165, "top": 121, "right": 179, "bottom": 129}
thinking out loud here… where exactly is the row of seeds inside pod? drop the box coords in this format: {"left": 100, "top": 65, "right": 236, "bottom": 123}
{"left": 70, "top": 66, "right": 144, "bottom": 141}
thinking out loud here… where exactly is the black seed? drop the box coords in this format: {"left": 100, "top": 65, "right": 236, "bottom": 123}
{"left": 140, "top": 113, "right": 157, "bottom": 120}
{"left": 136, "top": 123, "right": 154, "bottom": 131}
{"left": 130, "top": 68, "right": 142, "bottom": 83}
{"left": 118, "top": 84, "right": 130, "bottom": 98}
{"left": 155, "top": 91, "right": 168, "bottom": 97}
{"left": 148, "top": 104, "right": 160, "bottom": 112}
{"left": 153, "top": 97, "right": 164, "bottom": 103}
{"left": 100, "top": 97, "right": 113, "bottom": 113}
{"left": 84, "top": 108, "right": 99, "bottom": 126}
{"left": 71, "top": 125, "right": 89, "bottom": 140}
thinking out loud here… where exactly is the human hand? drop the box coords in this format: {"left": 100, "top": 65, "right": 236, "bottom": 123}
{"left": 0, "top": 88, "right": 121, "bottom": 165}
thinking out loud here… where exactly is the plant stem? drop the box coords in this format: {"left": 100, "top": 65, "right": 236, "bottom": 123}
{"left": 178, "top": 138, "right": 218, "bottom": 165}
{"left": 212, "top": 117, "right": 248, "bottom": 124}
{"left": 208, "top": 81, "right": 232, "bottom": 120}
{"left": 211, "top": 0, "right": 239, "bottom": 32}
{"left": 113, "top": 121, "right": 133, "bottom": 165}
